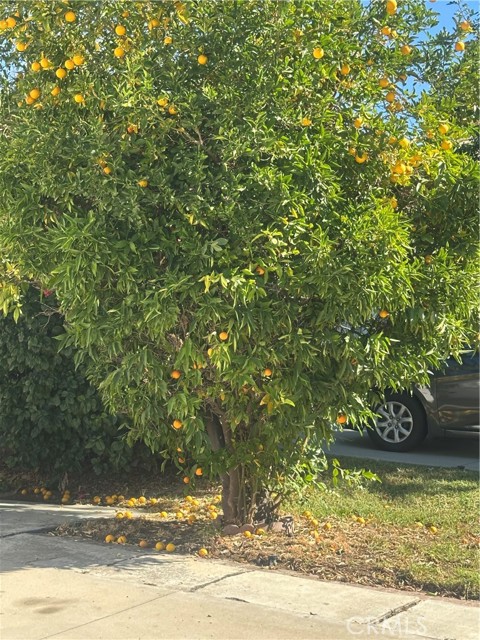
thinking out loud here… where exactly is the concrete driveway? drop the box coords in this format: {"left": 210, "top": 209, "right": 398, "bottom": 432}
{"left": 327, "top": 429, "right": 479, "bottom": 471}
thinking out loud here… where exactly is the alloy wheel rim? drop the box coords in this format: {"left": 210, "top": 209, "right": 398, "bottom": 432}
{"left": 375, "top": 401, "right": 414, "bottom": 443}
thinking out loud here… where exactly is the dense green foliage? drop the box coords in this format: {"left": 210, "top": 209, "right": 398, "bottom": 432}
{"left": 0, "top": 288, "right": 153, "bottom": 474}
{"left": 0, "top": 0, "right": 477, "bottom": 520}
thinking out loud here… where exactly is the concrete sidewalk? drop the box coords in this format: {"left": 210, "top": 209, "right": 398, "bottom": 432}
{"left": 1, "top": 502, "right": 478, "bottom": 640}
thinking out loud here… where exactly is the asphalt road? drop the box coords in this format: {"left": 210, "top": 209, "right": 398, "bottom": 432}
{"left": 327, "top": 429, "right": 479, "bottom": 471}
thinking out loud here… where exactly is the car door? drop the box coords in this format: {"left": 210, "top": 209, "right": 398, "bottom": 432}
{"left": 434, "top": 351, "right": 480, "bottom": 429}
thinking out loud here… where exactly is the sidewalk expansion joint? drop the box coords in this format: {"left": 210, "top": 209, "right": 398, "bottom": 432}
{"left": 190, "top": 569, "right": 248, "bottom": 592}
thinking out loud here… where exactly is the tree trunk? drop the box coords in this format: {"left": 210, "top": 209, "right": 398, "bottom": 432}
{"left": 205, "top": 407, "right": 281, "bottom": 526}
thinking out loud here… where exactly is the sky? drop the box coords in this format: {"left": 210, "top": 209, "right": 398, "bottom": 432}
{"left": 429, "top": 0, "right": 478, "bottom": 32}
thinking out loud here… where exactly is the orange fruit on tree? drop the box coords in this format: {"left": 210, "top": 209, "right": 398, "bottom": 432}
{"left": 195, "top": 468, "right": 203, "bottom": 476}
{"left": 219, "top": 331, "right": 229, "bottom": 341}
{"left": 64, "top": 59, "right": 75, "bottom": 70}
{"left": 164, "top": 36, "right": 173, "bottom": 45}
{"left": 173, "top": 419, "right": 182, "bottom": 430}
{"left": 51, "top": 86, "right": 61, "bottom": 97}
{"left": 381, "top": 26, "right": 392, "bottom": 36}
{"left": 15, "top": 42, "right": 27, "bottom": 52}
{"left": 72, "top": 55, "right": 84, "bottom": 66}
{"left": 301, "top": 117, "right": 312, "bottom": 127}
{"left": 6, "top": 16, "right": 17, "bottom": 28}
{"left": 29, "top": 88, "right": 41, "bottom": 100}
{"left": 441, "top": 139, "right": 453, "bottom": 151}
{"left": 255, "top": 266, "right": 265, "bottom": 275}
{"left": 340, "top": 64, "right": 350, "bottom": 76}
{"left": 263, "top": 368, "right": 272, "bottom": 377}
{"left": 40, "top": 57, "right": 52, "bottom": 69}
{"left": 455, "top": 41, "right": 465, "bottom": 52}
{"left": 31, "top": 62, "right": 41, "bottom": 72}
{"left": 386, "top": 0, "right": 397, "bottom": 16}
{"left": 64, "top": 10, "right": 76, "bottom": 23}
{"left": 115, "top": 25, "right": 126, "bottom": 36}
{"left": 438, "top": 123, "right": 449, "bottom": 135}
{"left": 398, "top": 137, "right": 410, "bottom": 149}
{"left": 138, "top": 179, "right": 148, "bottom": 187}
{"left": 312, "top": 47, "right": 324, "bottom": 59}
{"left": 114, "top": 47, "right": 125, "bottom": 58}
{"left": 171, "top": 370, "right": 181, "bottom": 379}
{"left": 379, "top": 309, "right": 389, "bottom": 318}
{"left": 103, "top": 166, "right": 112, "bottom": 175}
{"left": 353, "top": 117, "right": 363, "bottom": 128}
{"left": 459, "top": 21, "right": 471, "bottom": 32}
{"left": 168, "top": 105, "right": 178, "bottom": 115}
{"left": 197, "top": 54, "right": 208, "bottom": 65}
{"left": 336, "top": 413, "right": 347, "bottom": 424}
{"left": 74, "top": 94, "right": 85, "bottom": 103}
{"left": 354, "top": 152, "right": 368, "bottom": 164}
{"left": 385, "top": 91, "right": 395, "bottom": 103}
{"left": 56, "top": 68, "right": 67, "bottom": 79}
{"left": 157, "top": 97, "right": 168, "bottom": 107}
{"left": 379, "top": 77, "right": 389, "bottom": 88}
{"left": 183, "top": 476, "right": 190, "bottom": 484}
{"left": 400, "top": 44, "right": 412, "bottom": 55}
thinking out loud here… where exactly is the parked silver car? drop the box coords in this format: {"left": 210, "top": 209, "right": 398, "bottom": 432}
{"left": 368, "top": 351, "right": 479, "bottom": 452}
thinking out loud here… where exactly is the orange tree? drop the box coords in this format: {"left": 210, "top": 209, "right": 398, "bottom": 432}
{"left": 0, "top": 1, "right": 478, "bottom": 524}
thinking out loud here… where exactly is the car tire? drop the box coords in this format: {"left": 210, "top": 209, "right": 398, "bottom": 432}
{"left": 367, "top": 392, "right": 427, "bottom": 452}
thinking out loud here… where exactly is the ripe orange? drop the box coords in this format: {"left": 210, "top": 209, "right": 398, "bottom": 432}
{"left": 173, "top": 419, "right": 183, "bottom": 430}
{"left": 219, "top": 331, "right": 229, "bottom": 341}
{"left": 400, "top": 44, "right": 412, "bottom": 55}
{"left": 29, "top": 88, "right": 41, "bottom": 100}
{"left": 115, "top": 25, "right": 126, "bottom": 36}
{"left": 6, "top": 16, "right": 17, "bottom": 28}
{"left": 424, "top": 255, "right": 433, "bottom": 265}
{"left": 40, "top": 57, "right": 51, "bottom": 69}
{"left": 72, "top": 55, "right": 84, "bottom": 66}
{"left": 138, "top": 179, "right": 148, "bottom": 187}
{"left": 386, "top": 0, "right": 397, "bottom": 16}
{"left": 379, "top": 77, "right": 389, "bottom": 88}
{"left": 336, "top": 414, "right": 347, "bottom": 425}
{"left": 183, "top": 476, "right": 190, "bottom": 484}
{"left": 117, "top": 535, "right": 127, "bottom": 544}
{"left": 195, "top": 468, "right": 203, "bottom": 476}
{"left": 455, "top": 41, "right": 465, "bottom": 52}
{"left": 263, "top": 368, "right": 272, "bottom": 377}
{"left": 390, "top": 197, "right": 398, "bottom": 209}
{"left": 51, "top": 86, "right": 61, "bottom": 97}
{"left": 103, "top": 166, "right": 112, "bottom": 175}
{"left": 255, "top": 266, "right": 265, "bottom": 275}
{"left": 340, "top": 64, "right": 350, "bottom": 76}
{"left": 64, "top": 11, "right": 76, "bottom": 23}
{"left": 353, "top": 117, "right": 363, "bottom": 128}
{"left": 74, "top": 94, "right": 85, "bottom": 103}
{"left": 197, "top": 54, "right": 208, "bottom": 65}
{"left": 438, "top": 123, "right": 449, "bottom": 135}
{"left": 56, "top": 68, "right": 67, "bottom": 79}
{"left": 243, "top": 530, "right": 252, "bottom": 538}
{"left": 114, "top": 47, "right": 125, "bottom": 58}
{"left": 171, "top": 369, "right": 181, "bottom": 379}
{"left": 198, "top": 548, "right": 209, "bottom": 557}
{"left": 15, "top": 41, "right": 27, "bottom": 52}
{"left": 164, "top": 36, "right": 173, "bottom": 45}
{"left": 31, "top": 62, "right": 41, "bottom": 72}
{"left": 354, "top": 153, "right": 368, "bottom": 164}
{"left": 459, "top": 21, "right": 471, "bottom": 32}
{"left": 166, "top": 543, "right": 176, "bottom": 552}
{"left": 64, "top": 59, "right": 75, "bottom": 70}
{"left": 139, "top": 539, "right": 149, "bottom": 548}
{"left": 168, "top": 105, "right": 178, "bottom": 115}
{"left": 178, "top": 457, "right": 185, "bottom": 463}
{"left": 105, "top": 534, "right": 115, "bottom": 543}
{"left": 393, "top": 162, "right": 406, "bottom": 175}
{"left": 441, "top": 139, "right": 453, "bottom": 151}
{"left": 385, "top": 91, "right": 395, "bottom": 103}
{"left": 155, "top": 541, "right": 165, "bottom": 550}
{"left": 379, "top": 309, "right": 389, "bottom": 319}
{"left": 381, "top": 26, "right": 392, "bottom": 36}
{"left": 398, "top": 137, "right": 410, "bottom": 149}
{"left": 301, "top": 117, "right": 312, "bottom": 127}
{"left": 157, "top": 97, "right": 168, "bottom": 107}
{"left": 312, "top": 47, "right": 324, "bottom": 59}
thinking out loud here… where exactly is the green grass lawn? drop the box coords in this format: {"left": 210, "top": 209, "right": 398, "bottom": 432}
{"left": 286, "top": 457, "right": 479, "bottom": 599}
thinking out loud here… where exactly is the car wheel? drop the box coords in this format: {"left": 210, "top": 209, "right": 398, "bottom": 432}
{"left": 367, "top": 392, "right": 427, "bottom": 452}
